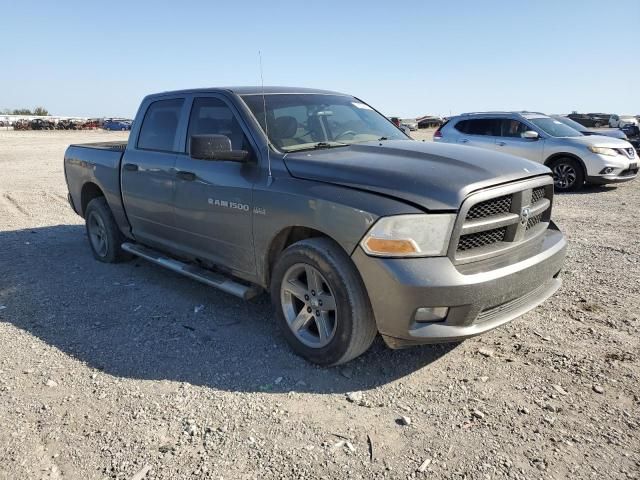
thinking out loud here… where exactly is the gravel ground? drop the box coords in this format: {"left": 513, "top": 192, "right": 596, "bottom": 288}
{"left": 0, "top": 130, "right": 638, "bottom": 480}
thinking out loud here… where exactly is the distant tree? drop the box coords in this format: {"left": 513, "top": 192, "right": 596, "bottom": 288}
{"left": 12, "top": 108, "right": 32, "bottom": 115}
{"left": 33, "top": 106, "right": 49, "bottom": 116}
{"left": 0, "top": 108, "right": 11, "bottom": 114}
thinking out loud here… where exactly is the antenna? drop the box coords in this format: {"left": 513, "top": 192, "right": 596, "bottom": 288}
{"left": 259, "top": 51, "right": 272, "bottom": 185}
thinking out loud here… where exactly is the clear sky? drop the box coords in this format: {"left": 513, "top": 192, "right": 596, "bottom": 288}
{"left": 1, "top": 0, "right": 638, "bottom": 118}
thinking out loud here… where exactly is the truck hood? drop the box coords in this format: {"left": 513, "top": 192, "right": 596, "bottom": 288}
{"left": 283, "top": 140, "right": 550, "bottom": 211}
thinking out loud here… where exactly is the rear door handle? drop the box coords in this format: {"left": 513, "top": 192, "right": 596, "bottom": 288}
{"left": 497, "top": 141, "right": 506, "bottom": 146}
{"left": 459, "top": 139, "right": 469, "bottom": 143}
{"left": 123, "top": 163, "right": 138, "bottom": 171}
{"left": 176, "top": 171, "right": 196, "bottom": 181}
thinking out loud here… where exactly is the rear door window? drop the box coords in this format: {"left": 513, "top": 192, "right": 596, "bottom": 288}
{"left": 465, "top": 119, "right": 500, "bottom": 136}
{"left": 137, "top": 98, "right": 185, "bottom": 152}
{"left": 454, "top": 120, "right": 470, "bottom": 133}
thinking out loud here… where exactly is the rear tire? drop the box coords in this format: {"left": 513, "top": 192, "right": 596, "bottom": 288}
{"left": 549, "top": 157, "right": 584, "bottom": 192}
{"left": 85, "top": 197, "right": 131, "bottom": 263}
{"left": 270, "top": 237, "right": 377, "bottom": 366}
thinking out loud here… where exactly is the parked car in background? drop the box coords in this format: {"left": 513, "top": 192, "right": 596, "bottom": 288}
{"left": 417, "top": 115, "right": 443, "bottom": 129}
{"left": 609, "top": 114, "right": 639, "bottom": 129}
{"left": 622, "top": 124, "right": 640, "bottom": 154}
{"left": 552, "top": 116, "right": 628, "bottom": 140}
{"left": 401, "top": 120, "right": 418, "bottom": 131}
{"left": 103, "top": 119, "right": 132, "bottom": 131}
{"left": 567, "top": 112, "right": 610, "bottom": 128}
{"left": 434, "top": 111, "right": 637, "bottom": 191}
{"left": 30, "top": 118, "right": 54, "bottom": 130}
{"left": 389, "top": 117, "right": 411, "bottom": 135}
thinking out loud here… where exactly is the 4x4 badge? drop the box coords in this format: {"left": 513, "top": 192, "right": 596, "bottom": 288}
{"left": 520, "top": 206, "right": 531, "bottom": 225}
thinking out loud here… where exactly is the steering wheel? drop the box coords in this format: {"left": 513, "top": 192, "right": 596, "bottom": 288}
{"left": 334, "top": 130, "right": 357, "bottom": 141}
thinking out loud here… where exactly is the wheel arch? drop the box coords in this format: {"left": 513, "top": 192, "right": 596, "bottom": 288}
{"left": 80, "top": 182, "right": 106, "bottom": 216}
{"left": 544, "top": 152, "right": 587, "bottom": 176}
{"left": 264, "top": 226, "right": 337, "bottom": 287}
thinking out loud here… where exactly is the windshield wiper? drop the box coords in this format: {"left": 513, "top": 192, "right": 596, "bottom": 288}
{"left": 311, "top": 142, "right": 348, "bottom": 150}
{"left": 285, "top": 142, "right": 349, "bottom": 152}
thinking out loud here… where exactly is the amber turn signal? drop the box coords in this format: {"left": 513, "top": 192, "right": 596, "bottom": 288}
{"left": 363, "top": 238, "right": 418, "bottom": 255}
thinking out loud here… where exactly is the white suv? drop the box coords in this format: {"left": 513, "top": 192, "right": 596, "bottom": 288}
{"left": 609, "top": 114, "right": 639, "bottom": 129}
{"left": 434, "top": 112, "right": 638, "bottom": 191}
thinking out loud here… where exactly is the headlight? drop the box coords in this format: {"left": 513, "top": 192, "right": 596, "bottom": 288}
{"left": 360, "top": 214, "right": 456, "bottom": 257}
{"left": 588, "top": 146, "right": 618, "bottom": 156}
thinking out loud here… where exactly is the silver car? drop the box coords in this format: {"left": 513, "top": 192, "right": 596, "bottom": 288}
{"left": 434, "top": 111, "right": 638, "bottom": 191}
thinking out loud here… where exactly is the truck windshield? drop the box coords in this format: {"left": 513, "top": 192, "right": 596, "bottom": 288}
{"left": 528, "top": 118, "right": 583, "bottom": 138}
{"left": 241, "top": 93, "right": 407, "bottom": 152}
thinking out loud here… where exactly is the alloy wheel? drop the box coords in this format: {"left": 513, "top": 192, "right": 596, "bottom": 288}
{"left": 552, "top": 163, "right": 577, "bottom": 190}
{"left": 280, "top": 263, "right": 337, "bottom": 348}
{"left": 88, "top": 212, "right": 108, "bottom": 257}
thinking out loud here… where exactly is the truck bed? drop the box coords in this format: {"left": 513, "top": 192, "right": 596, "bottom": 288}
{"left": 64, "top": 142, "right": 127, "bottom": 225}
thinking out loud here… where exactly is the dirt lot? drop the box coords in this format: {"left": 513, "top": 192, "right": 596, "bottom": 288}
{"left": 0, "top": 130, "right": 638, "bottom": 480}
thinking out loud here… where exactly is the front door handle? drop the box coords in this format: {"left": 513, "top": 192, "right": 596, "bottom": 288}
{"left": 497, "top": 141, "right": 506, "bottom": 146}
{"left": 176, "top": 171, "right": 196, "bottom": 181}
{"left": 459, "top": 138, "right": 469, "bottom": 143}
{"left": 123, "top": 163, "right": 138, "bottom": 171}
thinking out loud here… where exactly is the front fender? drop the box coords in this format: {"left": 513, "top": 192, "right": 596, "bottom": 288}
{"left": 252, "top": 178, "right": 424, "bottom": 287}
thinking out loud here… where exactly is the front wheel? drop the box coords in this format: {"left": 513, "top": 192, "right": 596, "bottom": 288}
{"left": 549, "top": 157, "right": 584, "bottom": 192}
{"left": 271, "top": 237, "right": 377, "bottom": 365}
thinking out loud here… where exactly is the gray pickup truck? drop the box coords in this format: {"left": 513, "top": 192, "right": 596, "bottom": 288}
{"left": 64, "top": 87, "right": 567, "bottom": 365}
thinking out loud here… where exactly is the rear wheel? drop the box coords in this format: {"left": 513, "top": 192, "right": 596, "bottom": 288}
{"left": 271, "top": 237, "right": 377, "bottom": 365}
{"left": 85, "top": 197, "right": 131, "bottom": 263}
{"left": 549, "top": 157, "right": 584, "bottom": 192}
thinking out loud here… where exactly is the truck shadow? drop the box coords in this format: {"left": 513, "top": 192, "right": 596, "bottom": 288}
{"left": 0, "top": 225, "right": 455, "bottom": 394}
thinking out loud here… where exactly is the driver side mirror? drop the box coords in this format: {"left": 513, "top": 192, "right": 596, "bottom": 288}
{"left": 190, "top": 134, "right": 249, "bottom": 162}
{"left": 522, "top": 130, "right": 539, "bottom": 140}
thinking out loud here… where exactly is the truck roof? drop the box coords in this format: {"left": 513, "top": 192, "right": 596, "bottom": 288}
{"left": 147, "top": 86, "right": 347, "bottom": 98}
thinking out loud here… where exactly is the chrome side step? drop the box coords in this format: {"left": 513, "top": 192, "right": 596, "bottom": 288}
{"left": 121, "top": 242, "right": 261, "bottom": 300}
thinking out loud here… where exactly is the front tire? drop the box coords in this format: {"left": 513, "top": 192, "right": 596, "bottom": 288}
{"left": 549, "top": 157, "right": 584, "bottom": 192}
{"left": 271, "top": 237, "right": 377, "bottom": 366}
{"left": 85, "top": 197, "right": 131, "bottom": 263}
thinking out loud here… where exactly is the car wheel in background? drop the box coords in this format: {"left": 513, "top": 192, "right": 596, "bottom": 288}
{"left": 85, "top": 197, "right": 132, "bottom": 263}
{"left": 549, "top": 157, "right": 584, "bottom": 192}
{"left": 271, "top": 237, "right": 377, "bottom": 366}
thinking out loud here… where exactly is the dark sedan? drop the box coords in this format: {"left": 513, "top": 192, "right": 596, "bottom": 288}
{"left": 567, "top": 113, "right": 610, "bottom": 128}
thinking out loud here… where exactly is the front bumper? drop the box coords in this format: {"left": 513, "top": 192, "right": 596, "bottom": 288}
{"left": 352, "top": 228, "right": 567, "bottom": 348}
{"left": 583, "top": 151, "right": 637, "bottom": 184}
{"left": 586, "top": 167, "right": 638, "bottom": 184}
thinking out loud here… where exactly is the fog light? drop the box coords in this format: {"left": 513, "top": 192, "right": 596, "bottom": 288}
{"left": 414, "top": 307, "right": 449, "bottom": 322}
{"left": 600, "top": 167, "right": 615, "bottom": 174}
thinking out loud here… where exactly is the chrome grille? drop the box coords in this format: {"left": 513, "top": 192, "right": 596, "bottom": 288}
{"left": 466, "top": 195, "right": 512, "bottom": 220}
{"left": 452, "top": 178, "right": 554, "bottom": 263}
{"left": 458, "top": 227, "right": 507, "bottom": 251}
